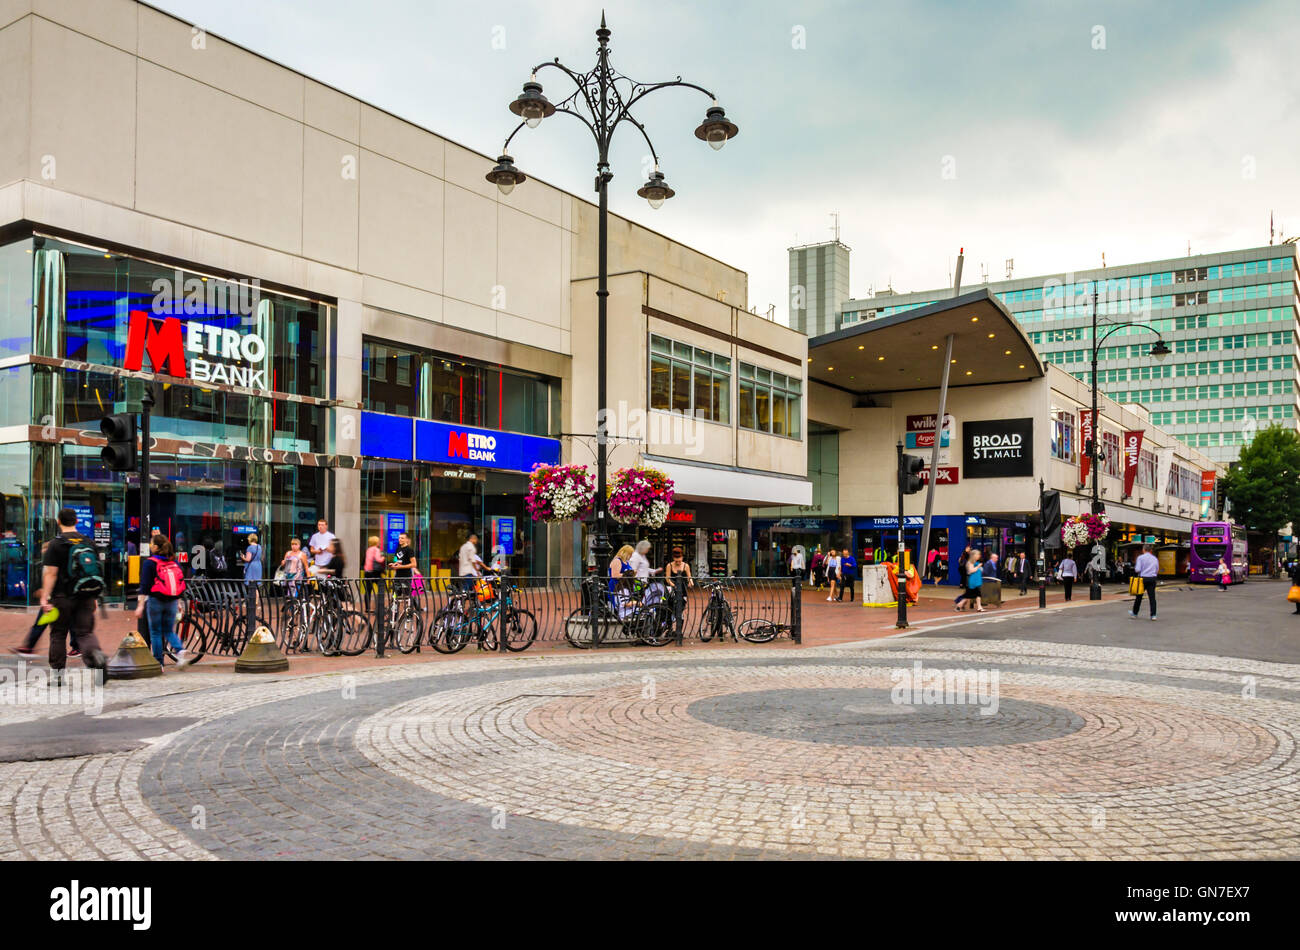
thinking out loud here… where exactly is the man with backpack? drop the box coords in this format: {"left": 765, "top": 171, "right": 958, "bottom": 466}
{"left": 39, "top": 507, "right": 108, "bottom": 676}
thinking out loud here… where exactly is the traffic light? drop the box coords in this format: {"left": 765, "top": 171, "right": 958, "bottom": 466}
{"left": 100, "top": 413, "right": 137, "bottom": 471}
{"left": 899, "top": 452, "right": 926, "bottom": 494}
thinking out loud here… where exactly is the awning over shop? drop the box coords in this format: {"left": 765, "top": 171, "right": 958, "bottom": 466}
{"left": 648, "top": 457, "right": 813, "bottom": 507}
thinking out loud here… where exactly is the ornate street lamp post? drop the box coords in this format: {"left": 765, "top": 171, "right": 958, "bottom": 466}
{"left": 487, "top": 14, "right": 738, "bottom": 571}
{"left": 1085, "top": 288, "right": 1171, "bottom": 597}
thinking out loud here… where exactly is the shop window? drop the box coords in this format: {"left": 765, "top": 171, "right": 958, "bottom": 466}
{"left": 738, "top": 362, "right": 801, "bottom": 438}
{"left": 647, "top": 333, "right": 730, "bottom": 423}
{"left": 54, "top": 237, "right": 326, "bottom": 399}
{"left": 1050, "top": 408, "right": 1075, "bottom": 462}
{"left": 1103, "top": 430, "right": 1121, "bottom": 477}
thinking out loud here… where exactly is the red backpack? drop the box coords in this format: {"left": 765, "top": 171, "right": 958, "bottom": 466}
{"left": 151, "top": 557, "right": 186, "bottom": 597}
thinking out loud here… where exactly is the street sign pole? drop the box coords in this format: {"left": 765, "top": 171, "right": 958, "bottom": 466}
{"left": 896, "top": 441, "right": 908, "bottom": 629}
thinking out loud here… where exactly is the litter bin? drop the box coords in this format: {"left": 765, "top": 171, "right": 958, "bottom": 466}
{"left": 981, "top": 577, "right": 1002, "bottom": 606}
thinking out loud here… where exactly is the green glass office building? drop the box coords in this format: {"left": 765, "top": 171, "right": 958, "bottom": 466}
{"left": 838, "top": 245, "right": 1299, "bottom": 464}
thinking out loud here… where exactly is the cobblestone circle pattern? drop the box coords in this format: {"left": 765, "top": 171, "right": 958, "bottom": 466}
{"left": 2, "top": 638, "right": 1298, "bottom": 859}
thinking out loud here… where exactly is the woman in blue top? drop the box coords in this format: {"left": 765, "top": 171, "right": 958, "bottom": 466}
{"left": 243, "top": 533, "right": 264, "bottom": 584}
{"left": 961, "top": 550, "right": 986, "bottom": 612}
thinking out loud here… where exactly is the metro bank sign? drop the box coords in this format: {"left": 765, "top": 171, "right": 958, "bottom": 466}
{"left": 360, "top": 412, "right": 560, "bottom": 474}
{"left": 122, "top": 310, "right": 267, "bottom": 388}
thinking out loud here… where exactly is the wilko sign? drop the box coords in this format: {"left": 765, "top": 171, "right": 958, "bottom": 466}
{"left": 122, "top": 310, "right": 267, "bottom": 388}
{"left": 1122, "top": 429, "right": 1145, "bottom": 497}
{"left": 906, "top": 413, "right": 954, "bottom": 434}
{"left": 917, "top": 467, "right": 960, "bottom": 485}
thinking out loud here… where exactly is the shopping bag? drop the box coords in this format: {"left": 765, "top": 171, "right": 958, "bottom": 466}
{"left": 1287, "top": 585, "right": 1300, "bottom": 604}
{"left": 1128, "top": 576, "right": 1144, "bottom": 596}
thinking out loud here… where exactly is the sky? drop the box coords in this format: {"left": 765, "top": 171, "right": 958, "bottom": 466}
{"left": 151, "top": 0, "right": 1300, "bottom": 323}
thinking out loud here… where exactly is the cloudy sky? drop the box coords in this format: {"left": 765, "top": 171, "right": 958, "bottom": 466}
{"left": 153, "top": 0, "right": 1300, "bottom": 322}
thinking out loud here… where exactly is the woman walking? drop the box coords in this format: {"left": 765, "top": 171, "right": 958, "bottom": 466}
{"left": 824, "top": 549, "right": 841, "bottom": 602}
{"left": 957, "top": 550, "right": 985, "bottom": 612}
{"left": 1057, "top": 552, "right": 1078, "bottom": 601}
{"left": 953, "top": 545, "right": 972, "bottom": 607}
{"left": 1216, "top": 556, "right": 1231, "bottom": 592}
{"left": 136, "top": 535, "right": 192, "bottom": 668}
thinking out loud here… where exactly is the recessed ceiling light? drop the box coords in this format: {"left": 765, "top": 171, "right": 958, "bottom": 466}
{"left": 931, "top": 344, "right": 939, "bottom": 350}
{"left": 1018, "top": 363, "right": 1026, "bottom": 369}
{"left": 827, "top": 367, "right": 834, "bottom": 371}
{"left": 950, "top": 359, "right": 957, "bottom": 364}
{"left": 965, "top": 370, "right": 973, "bottom": 376}
{"left": 971, "top": 316, "right": 979, "bottom": 322}
{"left": 858, "top": 345, "right": 865, "bottom": 350}
{"left": 987, "top": 332, "right": 995, "bottom": 338}
{"left": 877, "top": 356, "right": 885, "bottom": 361}
{"left": 1004, "top": 349, "right": 1012, "bottom": 355}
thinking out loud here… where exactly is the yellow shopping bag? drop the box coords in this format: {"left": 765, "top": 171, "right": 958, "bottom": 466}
{"left": 1128, "top": 576, "right": 1144, "bottom": 596}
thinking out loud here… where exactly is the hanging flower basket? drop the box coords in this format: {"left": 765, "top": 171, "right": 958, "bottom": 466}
{"left": 1061, "top": 512, "right": 1111, "bottom": 548}
{"left": 607, "top": 466, "right": 676, "bottom": 530}
{"left": 525, "top": 463, "right": 595, "bottom": 523}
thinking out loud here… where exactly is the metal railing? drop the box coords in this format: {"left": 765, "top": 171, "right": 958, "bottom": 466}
{"left": 176, "top": 574, "right": 800, "bottom": 662}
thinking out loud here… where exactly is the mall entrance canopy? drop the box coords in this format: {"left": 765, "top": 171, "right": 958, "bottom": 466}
{"left": 807, "top": 288, "right": 1043, "bottom": 394}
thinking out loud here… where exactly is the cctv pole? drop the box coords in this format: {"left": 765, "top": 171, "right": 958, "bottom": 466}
{"left": 896, "top": 441, "right": 908, "bottom": 629}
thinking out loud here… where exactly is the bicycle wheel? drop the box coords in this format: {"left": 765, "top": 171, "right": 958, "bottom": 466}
{"left": 738, "top": 617, "right": 780, "bottom": 644}
{"left": 430, "top": 607, "right": 471, "bottom": 654}
{"left": 177, "top": 608, "right": 208, "bottom": 663}
{"left": 696, "top": 606, "right": 718, "bottom": 642}
{"left": 501, "top": 608, "right": 538, "bottom": 652}
{"left": 338, "top": 610, "right": 373, "bottom": 657}
{"left": 564, "top": 606, "right": 610, "bottom": 650}
{"left": 315, "top": 610, "right": 342, "bottom": 657}
{"left": 393, "top": 608, "right": 424, "bottom": 654}
{"left": 636, "top": 603, "right": 676, "bottom": 647}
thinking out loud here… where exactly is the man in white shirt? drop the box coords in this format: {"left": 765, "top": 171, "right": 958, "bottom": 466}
{"left": 458, "top": 532, "right": 486, "bottom": 591}
{"left": 789, "top": 547, "right": 805, "bottom": 587}
{"left": 308, "top": 519, "right": 336, "bottom": 569}
{"left": 1130, "top": 544, "right": 1160, "bottom": 620}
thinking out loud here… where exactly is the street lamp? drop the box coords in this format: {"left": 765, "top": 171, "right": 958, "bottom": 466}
{"left": 488, "top": 14, "right": 738, "bottom": 573}
{"left": 1085, "top": 288, "right": 1170, "bottom": 597}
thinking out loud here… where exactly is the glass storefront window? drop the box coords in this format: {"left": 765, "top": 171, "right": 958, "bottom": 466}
{"left": 0, "top": 444, "right": 33, "bottom": 605}
{"left": 0, "top": 238, "right": 33, "bottom": 360}
{"left": 54, "top": 237, "right": 325, "bottom": 399}
{"left": 362, "top": 338, "right": 557, "bottom": 437}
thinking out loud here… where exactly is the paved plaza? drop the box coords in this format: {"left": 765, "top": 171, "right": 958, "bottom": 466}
{"left": 2, "top": 584, "right": 1298, "bottom": 860}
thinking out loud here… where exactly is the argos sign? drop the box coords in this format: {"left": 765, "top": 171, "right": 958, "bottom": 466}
{"left": 122, "top": 310, "right": 267, "bottom": 388}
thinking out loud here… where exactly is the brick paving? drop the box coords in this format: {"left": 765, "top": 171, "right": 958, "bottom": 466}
{"left": 2, "top": 613, "right": 1298, "bottom": 859}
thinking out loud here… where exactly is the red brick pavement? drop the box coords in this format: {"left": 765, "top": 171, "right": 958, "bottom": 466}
{"left": 0, "top": 582, "right": 1129, "bottom": 677}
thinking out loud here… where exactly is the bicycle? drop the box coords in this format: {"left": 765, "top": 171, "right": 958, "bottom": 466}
{"left": 696, "top": 580, "right": 737, "bottom": 642}
{"left": 430, "top": 575, "right": 538, "bottom": 654}
{"left": 564, "top": 576, "right": 676, "bottom": 649}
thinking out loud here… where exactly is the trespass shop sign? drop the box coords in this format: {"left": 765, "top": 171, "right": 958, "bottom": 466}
{"left": 962, "top": 418, "right": 1034, "bottom": 478}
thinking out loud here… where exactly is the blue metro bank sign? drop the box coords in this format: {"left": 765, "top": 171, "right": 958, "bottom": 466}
{"left": 360, "top": 413, "right": 560, "bottom": 474}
